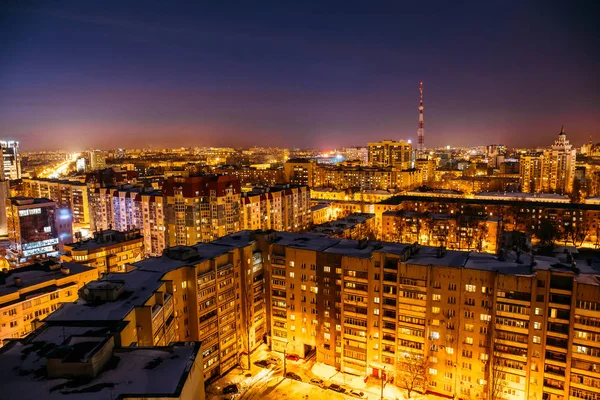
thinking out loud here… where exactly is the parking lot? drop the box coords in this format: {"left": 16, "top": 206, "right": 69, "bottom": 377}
{"left": 205, "top": 344, "right": 416, "bottom": 400}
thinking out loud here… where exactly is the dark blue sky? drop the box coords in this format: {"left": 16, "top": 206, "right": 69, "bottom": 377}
{"left": 1, "top": 1, "right": 599, "bottom": 151}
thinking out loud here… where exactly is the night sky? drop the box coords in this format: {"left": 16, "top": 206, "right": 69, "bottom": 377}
{"left": 1, "top": 1, "right": 599, "bottom": 151}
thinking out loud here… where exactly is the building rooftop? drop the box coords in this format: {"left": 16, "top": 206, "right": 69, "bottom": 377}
{"left": 0, "top": 262, "right": 95, "bottom": 300}
{"left": 0, "top": 324, "right": 199, "bottom": 400}
{"left": 8, "top": 196, "right": 56, "bottom": 206}
{"left": 45, "top": 268, "right": 166, "bottom": 322}
{"left": 64, "top": 230, "right": 143, "bottom": 252}
{"left": 310, "top": 203, "right": 331, "bottom": 212}
{"left": 310, "top": 213, "right": 374, "bottom": 236}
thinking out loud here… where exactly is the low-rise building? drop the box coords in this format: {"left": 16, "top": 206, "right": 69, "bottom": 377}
{"left": 0, "top": 261, "right": 96, "bottom": 344}
{"left": 61, "top": 229, "right": 145, "bottom": 276}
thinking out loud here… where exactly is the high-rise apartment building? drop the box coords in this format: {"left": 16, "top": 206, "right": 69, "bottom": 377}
{"left": 542, "top": 127, "right": 577, "bottom": 194}
{"left": 163, "top": 175, "right": 241, "bottom": 246}
{"left": 0, "top": 179, "right": 10, "bottom": 237}
{"left": 240, "top": 185, "right": 310, "bottom": 232}
{"left": 520, "top": 128, "right": 577, "bottom": 194}
{"left": 520, "top": 153, "right": 544, "bottom": 193}
{"left": 89, "top": 149, "right": 107, "bottom": 170}
{"left": 89, "top": 186, "right": 165, "bottom": 257}
{"left": 368, "top": 140, "right": 413, "bottom": 170}
{"left": 6, "top": 197, "right": 73, "bottom": 265}
{"left": 0, "top": 140, "right": 21, "bottom": 180}
{"left": 22, "top": 178, "right": 90, "bottom": 229}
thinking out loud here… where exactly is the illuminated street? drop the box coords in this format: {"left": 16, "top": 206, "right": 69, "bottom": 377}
{"left": 38, "top": 153, "right": 79, "bottom": 178}
{"left": 206, "top": 345, "right": 435, "bottom": 400}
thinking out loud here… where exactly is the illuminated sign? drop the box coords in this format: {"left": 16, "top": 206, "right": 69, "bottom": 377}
{"left": 22, "top": 238, "right": 59, "bottom": 251}
{"left": 18, "top": 208, "right": 41, "bottom": 217}
{"left": 252, "top": 252, "right": 262, "bottom": 266}
{"left": 23, "top": 245, "right": 55, "bottom": 258}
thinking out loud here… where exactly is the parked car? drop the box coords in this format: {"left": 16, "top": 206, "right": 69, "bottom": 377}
{"left": 285, "top": 353, "right": 300, "bottom": 361}
{"left": 349, "top": 389, "right": 366, "bottom": 398}
{"left": 285, "top": 372, "right": 302, "bottom": 381}
{"left": 223, "top": 384, "right": 239, "bottom": 394}
{"left": 309, "top": 378, "right": 325, "bottom": 387}
{"left": 328, "top": 384, "right": 346, "bottom": 393}
{"left": 254, "top": 360, "right": 270, "bottom": 368}
{"left": 266, "top": 356, "right": 280, "bottom": 364}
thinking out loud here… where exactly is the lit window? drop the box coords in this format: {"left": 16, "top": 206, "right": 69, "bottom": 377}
{"left": 290, "top": 272, "right": 295, "bottom": 278}
{"left": 432, "top": 294, "right": 441, "bottom": 302}
{"left": 374, "top": 297, "right": 380, "bottom": 304}
{"left": 181, "top": 281, "right": 187, "bottom": 289}
{"left": 534, "top": 308, "right": 543, "bottom": 316}
{"left": 465, "top": 337, "right": 473, "bottom": 345}
{"left": 431, "top": 331, "right": 440, "bottom": 340}
{"left": 533, "top": 336, "right": 541, "bottom": 344}
{"left": 533, "top": 322, "right": 541, "bottom": 330}
{"left": 432, "top": 307, "right": 441, "bottom": 314}
{"left": 290, "top": 261, "right": 295, "bottom": 267}
{"left": 290, "top": 315, "right": 295, "bottom": 320}
{"left": 480, "top": 353, "right": 489, "bottom": 361}
{"left": 429, "top": 368, "right": 438, "bottom": 375}
{"left": 446, "top": 347, "right": 454, "bottom": 355}
{"left": 324, "top": 266, "right": 330, "bottom": 272}
{"left": 465, "top": 284, "right": 476, "bottom": 292}
{"left": 374, "top": 308, "right": 380, "bottom": 315}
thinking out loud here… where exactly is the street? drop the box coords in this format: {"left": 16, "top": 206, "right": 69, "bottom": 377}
{"left": 206, "top": 345, "right": 435, "bottom": 400}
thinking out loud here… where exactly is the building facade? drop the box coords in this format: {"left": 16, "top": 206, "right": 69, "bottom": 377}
{"left": 240, "top": 185, "right": 310, "bottom": 232}
{"left": 22, "top": 178, "right": 90, "bottom": 230}
{"left": 368, "top": 140, "right": 413, "bottom": 170}
{"left": 0, "top": 261, "right": 96, "bottom": 344}
{"left": 0, "top": 140, "right": 21, "bottom": 181}
{"left": 61, "top": 229, "right": 145, "bottom": 275}
{"left": 163, "top": 175, "right": 241, "bottom": 246}
{"left": 6, "top": 197, "right": 73, "bottom": 266}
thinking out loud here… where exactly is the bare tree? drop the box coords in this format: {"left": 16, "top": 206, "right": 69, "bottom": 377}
{"left": 489, "top": 356, "right": 507, "bottom": 400}
{"left": 396, "top": 354, "right": 430, "bottom": 399}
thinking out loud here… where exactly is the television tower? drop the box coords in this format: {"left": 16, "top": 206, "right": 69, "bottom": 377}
{"left": 417, "top": 82, "right": 424, "bottom": 153}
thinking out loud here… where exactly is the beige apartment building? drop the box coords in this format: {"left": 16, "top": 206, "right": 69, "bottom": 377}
{"left": 61, "top": 229, "right": 145, "bottom": 275}
{"left": 240, "top": 185, "right": 310, "bottom": 232}
{"left": 46, "top": 234, "right": 266, "bottom": 383}
{"left": 368, "top": 139, "right": 413, "bottom": 170}
{"left": 0, "top": 261, "right": 96, "bottom": 345}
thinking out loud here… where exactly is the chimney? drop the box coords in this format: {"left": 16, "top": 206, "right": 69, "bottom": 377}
{"left": 14, "top": 277, "right": 23, "bottom": 286}
{"left": 61, "top": 267, "right": 71, "bottom": 276}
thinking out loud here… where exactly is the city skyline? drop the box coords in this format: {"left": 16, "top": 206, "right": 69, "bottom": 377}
{"left": 2, "top": 2, "right": 599, "bottom": 151}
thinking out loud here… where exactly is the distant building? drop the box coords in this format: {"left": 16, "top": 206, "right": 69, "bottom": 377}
{"left": 520, "top": 127, "right": 577, "bottom": 194}
{"left": 368, "top": 139, "right": 412, "bottom": 169}
{"left": 240, "top": 185, "right": 310, "bottom": 231}
{"left": 0, "top": 140, "right": 21, "bottom": 180}
{"left": 163, "top": 175, "right": 241, "bottom": 246}
{"left": 0, "top": 260, "right": 96, "bottom": 344}
{"left": 22, "top": 178, "right": 90, "bottom": 230}
{"left": 61, "top": 229, "right": 145, "bottom": 276}
{"left": 0, "top": 180, "right": 10, "bottom": 237}
{"left": 284, "top": 158, "right": 317, "bottom": 186}
{"left": 6, "top": 197, "right": 73, "bottom": 266}
{"left": 88, "top": 149, "right": 106, "bottom": 171}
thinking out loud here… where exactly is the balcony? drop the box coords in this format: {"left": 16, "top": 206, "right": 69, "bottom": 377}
{"left": 163, "top": 295, "right": 174, "bottom": 319}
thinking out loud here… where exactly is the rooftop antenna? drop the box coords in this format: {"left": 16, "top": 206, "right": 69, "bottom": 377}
{"left": 417, "top": 82, "right": 425, "bottom": 153}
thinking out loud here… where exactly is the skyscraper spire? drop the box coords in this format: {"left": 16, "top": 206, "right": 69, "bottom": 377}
{"left": 560, "top": 125, "right": 565, "bottom": 135}
{"left": 417, "top": 82, "right": 424, "bottom": 152}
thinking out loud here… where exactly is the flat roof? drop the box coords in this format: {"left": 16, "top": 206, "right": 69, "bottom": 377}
{"left": 0, "top": 332, "right": 198, "bottom": 400}
{"left": 310, "top": 213, "right": 374, "bottom": 235}
{"left": 0, "top": 262, "right": 95, "bottom": 299}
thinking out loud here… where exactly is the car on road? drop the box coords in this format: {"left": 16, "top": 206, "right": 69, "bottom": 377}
{"left": 349, "top": 389, "right": 366, "bottom": 398}
{"left": 254, "top": 360, "right": 270, "bottom": 368}
{"left": 223, "top": 384, "right": 239, "bottom": 394}
{"left": 266, "top": 356, "right": 280, "bottom": 364}
{"left": 285, "top": 372, "right": 302, "bottom": 381}
{"left": 285, "top": 354, "right": 300, "bottom": 361}
{"left": 328, "top": 384, "right": 346, "bottom": 393}
{"left": 309, "top": 378, "right": 325, "bottom": 387}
